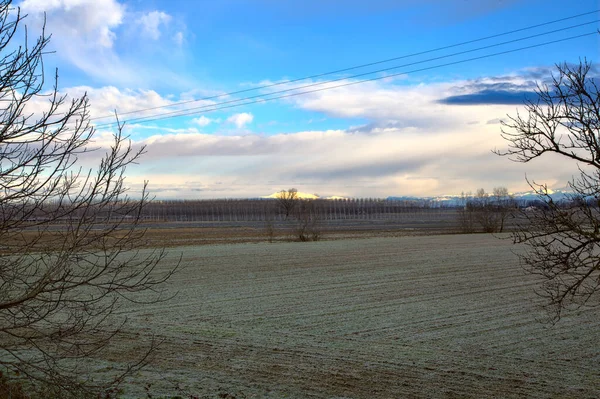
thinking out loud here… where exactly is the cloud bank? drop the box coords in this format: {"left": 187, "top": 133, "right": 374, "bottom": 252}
{"left": 113, "top": 68, "right": 581, "bottom": 199}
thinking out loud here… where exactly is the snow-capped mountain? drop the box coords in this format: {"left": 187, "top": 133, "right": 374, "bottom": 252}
{"left": 388, "top": 188, "right": 574, "bottom": 206}
{"left": 262, "top": 191, "right": 320, "bottom": 200}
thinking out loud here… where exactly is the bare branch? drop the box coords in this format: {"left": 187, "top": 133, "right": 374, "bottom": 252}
{"left": 0, "top": 1, "right": 175, "bottom": 395}
{"left": 497, "top": 59, "right": 600, "bottom": 322}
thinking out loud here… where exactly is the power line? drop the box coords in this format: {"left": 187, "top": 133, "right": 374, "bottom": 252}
{"left": 93, "top": 24, "right": 599, "bottom": 129}
{"left": 95, "top": 20, "right": 598, "bottom": 127}
{"left": 94, "top": 32, "right": 597, "bottom": 129}
{"left": 89, "top": 9, "right": 599, "bottom": 122}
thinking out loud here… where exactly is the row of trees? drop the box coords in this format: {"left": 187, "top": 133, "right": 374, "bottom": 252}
{"left": 135, "top": 196, "right": 457, "bottom": 222}
{"left": 6, "top": 189, "right": 584, "bottom": 226}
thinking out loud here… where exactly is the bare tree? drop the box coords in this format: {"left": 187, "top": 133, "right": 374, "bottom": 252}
{"left": 457, "top": 191, "right": 475, "bottom": 233}
{"left": 0, "top": 2, "right": 173, "bottom": 396}
{"left": 472, "top": 188, "right": 498, "bottom": 233}
{"left": 496, "top": 59, "right": 600, "bottom": 321}
{"left": 276, "top": 188, "right": 298, "bottom": 220}
{"left": 492, "top": 186, "right": 516, "bottom": 233}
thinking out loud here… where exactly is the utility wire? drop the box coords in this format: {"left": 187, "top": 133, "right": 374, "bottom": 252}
{"left": 95, "top": 20, "right": 598, "bottom": 127}
{"left": 90, "top": 9, "right": 599, "bottom": 122}
{"left": 93, "top": 24, "right": 599, "bottom": 129}
{"left": 94, "top": 32, "right": 597, "bottom": 129}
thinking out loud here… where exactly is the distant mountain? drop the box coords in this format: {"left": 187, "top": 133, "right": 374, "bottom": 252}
{"left": 262, "top": 192, "right": 349, "bottom": 200}
{"left": 510, "top": 188, "right": 571, "bottom": 202}
{"left": 262, "top": 191, "right": 320, "bottom": 200}
{"left": 387, "top": 195, "right": 464, "bottom": 206}
{"left": 388, "top": 188, "right": 574, "bottom": 207}
{"left": 323, "top": 195, "right": 348, "bottom": 200}
{"left": 261, "top": 189, "right": 574, "bottom": 205}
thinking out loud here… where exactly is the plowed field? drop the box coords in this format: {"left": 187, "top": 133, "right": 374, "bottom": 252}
{"left": 109, "top": 234, "right": 600, "bottom": 398}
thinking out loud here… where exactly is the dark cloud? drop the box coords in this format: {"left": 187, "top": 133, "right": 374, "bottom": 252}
{"left": 294, "top": 157, "right": 430, "bottom": 180}
{"left": 438, "top": 89, "right": 539, "bottom": 105}
{"left": 438, "top": 63, "right": 600, "bottom": 106}
{"left": 149, "top": 185, "right": 237, "bottom": 193}
{"left": 522, "top": 67, "right": 554, "bottom": 80}
{"left": 437, "top": 75, "right": 542, "bottom": 105}
{"left": 139, "top": 135, "right": 284, "bottom": 158}
{"left": 347, "top": 120, "right": 406, "bottom": 134}
{"left": 466, "top": 82, "right": 535, "bottom": 92}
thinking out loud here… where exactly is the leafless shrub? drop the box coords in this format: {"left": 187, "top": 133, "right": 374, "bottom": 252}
{"left": 264, "top": 206, "right": 277, "bottom": 242}
{"left": 458, "top": 188, "right": 515, "bottom": 233}
{"left": 294, "top": 200, "right": 322, "bottom": 242}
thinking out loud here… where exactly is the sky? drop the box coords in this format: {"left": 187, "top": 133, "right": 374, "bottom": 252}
{"left": 15, "top": 0, "right": 600, "bottom": 198}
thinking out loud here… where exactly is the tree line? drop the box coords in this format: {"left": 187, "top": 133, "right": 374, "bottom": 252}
{"left": 136, "top": 197, "right": 455, "bottom": 222}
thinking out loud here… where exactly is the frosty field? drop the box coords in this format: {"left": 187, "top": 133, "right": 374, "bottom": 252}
{"left": 108, "top": 234, "right": 600, "bottom": 398}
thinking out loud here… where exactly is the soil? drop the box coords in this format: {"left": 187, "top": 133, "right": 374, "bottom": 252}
{"left": 96, "top": 234, "right": 600, "bottom": 398}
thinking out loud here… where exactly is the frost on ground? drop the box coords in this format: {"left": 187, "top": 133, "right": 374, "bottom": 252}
{"left": 102, "top": 234, "right": 599, "bottom": 398}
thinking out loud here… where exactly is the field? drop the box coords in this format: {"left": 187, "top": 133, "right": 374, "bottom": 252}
{"left": 103, "top": 234, "right": 599, "bottom": 398}
{"left": 133, "top": 209, "right": 496, "bottom": 247}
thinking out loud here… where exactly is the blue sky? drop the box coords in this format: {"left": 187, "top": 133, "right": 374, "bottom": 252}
{"left": 17, "top": 0, "right": 600, "bottom": 198}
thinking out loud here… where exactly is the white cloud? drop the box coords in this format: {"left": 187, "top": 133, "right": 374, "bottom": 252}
{"left": 18, "top": 0, "right": 131, "bottom": 84}
{"left": 18, "top": 1, "right": 189, "bottom": 87}
{"left": 173, "top": 31, "right": 184, "bottom": 46}
{"left": 21, "top": 86, "right": 220, "bottom": 136}
{"left": 20, "top": 0, "right": 125, "bottom": 48}
{"left": 65, "top": 86, "right": 175, "bottom": 120}
{"left": 192, "top": 116, "right": 213, "bottom": 127}
{"left": 111, "top": 69, "right": 578, "bottom": 199}
{"left": 116, "top": 119, "right": 579, "bottom": 199}
{"left": 260, "top": 72, "right": 541, "bottom": 133}
{"left": 33, "top": 69, "right": 577, "bottom": 199}
{"left": 285, "top": 80, "right": 507, "bottom": 131}
{"left": 227, "top": 112, "right": 254, "bottom": 128}
{"left": 137, "top": 10, "right": 172, "bottom": 40}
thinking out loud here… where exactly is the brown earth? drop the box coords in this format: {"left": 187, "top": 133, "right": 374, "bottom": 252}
{"left": 95, "top": 234, "right": 600, "bottom": 398}
{"left": 135, "top": 213, "right": 474, "bottom": 247}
